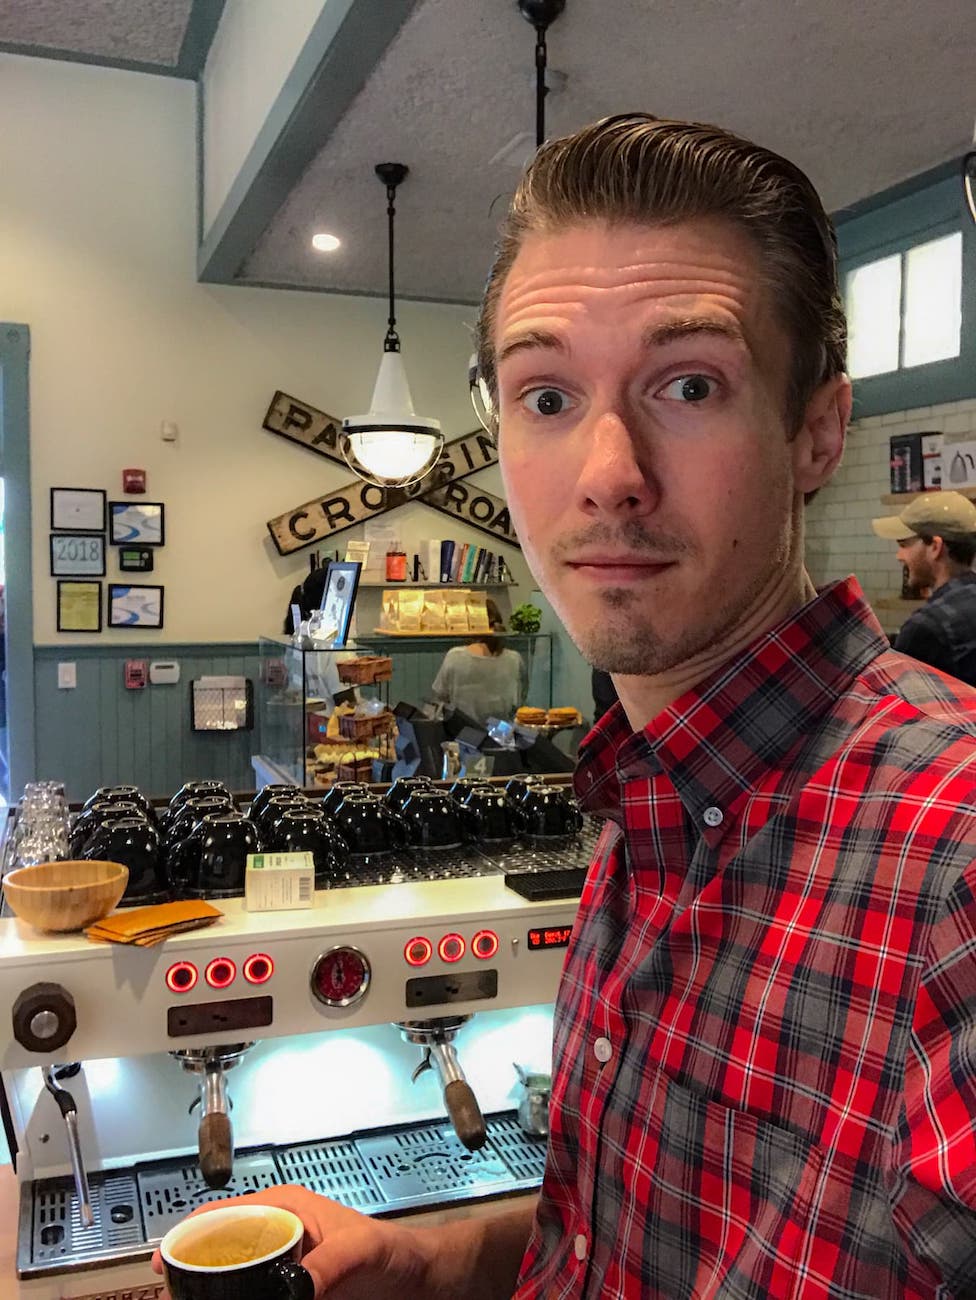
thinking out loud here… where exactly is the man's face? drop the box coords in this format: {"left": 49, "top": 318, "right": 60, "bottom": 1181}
{"left": 494, "top": 217, "right": 813, "bottom": 675}
{"left": 896, "top": 535, "right": 935, "bottom": 591}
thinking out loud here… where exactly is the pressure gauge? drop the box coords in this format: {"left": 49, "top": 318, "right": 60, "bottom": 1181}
{"left": 310, "top": 946, "right": 371, "bottom": 1008}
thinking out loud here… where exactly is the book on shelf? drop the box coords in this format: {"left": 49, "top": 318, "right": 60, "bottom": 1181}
{"left": 439, "top": 540, "right": 455, "bottom": 584}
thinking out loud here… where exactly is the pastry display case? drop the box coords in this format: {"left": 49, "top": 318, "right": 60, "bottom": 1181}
{"left": 253, "top": 634, "right": 555, "bottom": 789}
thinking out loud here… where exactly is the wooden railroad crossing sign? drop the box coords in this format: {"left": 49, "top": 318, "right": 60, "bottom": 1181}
{"left": 263, "top": 391, "right": 519, "bottom": 556}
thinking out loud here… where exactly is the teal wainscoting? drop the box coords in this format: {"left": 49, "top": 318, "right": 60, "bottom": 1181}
{"left": 33, "top": 643, "right": 263, "bottom": 802}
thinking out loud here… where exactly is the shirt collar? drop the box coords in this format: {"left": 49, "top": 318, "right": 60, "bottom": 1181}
{"left": 574, "top": 577, "right": 890, "bottom": 843}
{"left": 930, "top": 571, "right": 976, "bottom": 601}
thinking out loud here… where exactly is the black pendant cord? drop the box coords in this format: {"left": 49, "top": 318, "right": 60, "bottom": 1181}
{"left": 384, "top": 181, "right": 400, "bottom": 353}
{"left": 534, "top": 23, "right": 548, "bottom": 148}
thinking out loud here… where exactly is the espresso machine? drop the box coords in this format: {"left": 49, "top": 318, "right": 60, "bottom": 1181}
{"left": 0, "top": 782, "right": 595, "bottom": 1299}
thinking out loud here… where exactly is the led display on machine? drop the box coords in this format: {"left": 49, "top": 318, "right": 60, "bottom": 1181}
{"left": 527, "top": 925, "right": 573, "bottom": 951}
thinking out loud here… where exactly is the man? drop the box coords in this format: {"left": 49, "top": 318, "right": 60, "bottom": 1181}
{"left": 155, "top": 115, "right": 976, "bottom": 1297}
{"left": 873, "top": 490, "right": 976, "bottom": 684}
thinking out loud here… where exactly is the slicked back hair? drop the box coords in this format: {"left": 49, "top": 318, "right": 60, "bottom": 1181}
{"left": 475, "top": 113, "right": 847, "bottom": 437}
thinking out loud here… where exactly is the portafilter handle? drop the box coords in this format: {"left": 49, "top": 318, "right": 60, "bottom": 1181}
{"left": 42, "top": 1066, "right": 94, "bottom": 1228}
{"left": 198, "top": 1061, "right": 233, "bottom": 1190}
{"left": 408, "top": 1037, "right": 487, "bottom": 1152}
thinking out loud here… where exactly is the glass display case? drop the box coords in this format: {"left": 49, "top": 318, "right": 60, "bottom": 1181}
{"left": 253, "top": 633, "right": 554, "bottom": 789}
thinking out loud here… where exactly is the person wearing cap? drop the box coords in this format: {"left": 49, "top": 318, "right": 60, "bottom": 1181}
{"left": 872, "top": 490, "right": 976, "bottom": 685}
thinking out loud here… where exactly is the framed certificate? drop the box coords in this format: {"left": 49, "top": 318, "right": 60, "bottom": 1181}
{"left": 57, "top": 580, "right": 102, "bottom": 633}
{"left": 50, "top": 533, "right": 106, "bottom": 577}
{"left": 50, "top": 487, "right": 106, "bottom": 534}
{"left": 109, "top": 501, "right": 165, "bottom": 547}
{"left": 108, "top": 583, "right": 164, "bottom": 629}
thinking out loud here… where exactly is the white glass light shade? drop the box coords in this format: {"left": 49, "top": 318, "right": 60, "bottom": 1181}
{"left": 342, "top": 349, "right": 443, "bottom": 487}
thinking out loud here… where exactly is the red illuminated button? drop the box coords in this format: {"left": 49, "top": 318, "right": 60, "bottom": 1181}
{"left": 472, "top": 930, "right": 499, "bottom": 960}
{"left": 438, "top": 933, "right": 465, "bottom": 963}
{"left": 165, "top": 962, "right": 198, "bottom": 994}
{"left": 404, "top": 937, "right": 433, "bottom": 967}
{"left": 205, "top": 958, "right": 237, "bottom": 989}
{"left": 243, "top": 953, "right": 274, "bottom": 985}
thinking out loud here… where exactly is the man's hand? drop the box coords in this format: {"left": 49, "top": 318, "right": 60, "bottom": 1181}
{"left": 151, "top": 1184, "right": 535, "bottom": 1299}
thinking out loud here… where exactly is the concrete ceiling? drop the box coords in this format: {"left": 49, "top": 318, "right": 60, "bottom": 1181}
{"left": 0, "top": 0, "right": 220, "bottom": 77}
{"left": 4, "top": 0, "right": 974, "bottom": 303}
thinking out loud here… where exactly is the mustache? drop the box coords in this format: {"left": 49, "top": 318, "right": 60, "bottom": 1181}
{"left": 550, "top": 520, "right": 694, "bottom": 562}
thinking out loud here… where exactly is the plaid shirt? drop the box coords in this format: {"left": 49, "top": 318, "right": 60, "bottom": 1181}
{"left": 895, "top": 572, "right": 976, "bottom": 687}
{"left": 514, "top": 577, "right": 976, "bottom": 1299}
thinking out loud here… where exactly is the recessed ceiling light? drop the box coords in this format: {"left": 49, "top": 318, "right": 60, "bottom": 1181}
{"left": 311, "top": 232, "right": 341, "bottom": 252}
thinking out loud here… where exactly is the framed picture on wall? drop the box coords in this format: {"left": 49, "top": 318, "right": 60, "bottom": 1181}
{"left": 50, "top": 533, "right": 106, "bottom": 577}
{"left": 57, "top": 580, "right": 102, "bottom": 633}
{"left": 50, "top": 487, "right": 106, "bottom": 533}
{"left": 109, "top": 501, "right": 165, "bottom": 547}
{"left": 108, "top": 583, "right": 164, "bottom": 629}
{"left": 318, "top": 561, "right": 361, "bottom": 647}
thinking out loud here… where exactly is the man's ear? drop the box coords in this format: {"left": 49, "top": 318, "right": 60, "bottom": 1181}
{"left": 792, "top": 373, "right": 851, "bottom": 496}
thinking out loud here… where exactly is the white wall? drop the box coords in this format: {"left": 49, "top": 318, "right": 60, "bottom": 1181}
{"left": 0, "top": 53, "right": 532, "bottom": 646}
{"left": 202, "top": 0, "right": 326, "bottom": 234}
{"left": 805, "top": 396, "right": 976, "bottom": 630}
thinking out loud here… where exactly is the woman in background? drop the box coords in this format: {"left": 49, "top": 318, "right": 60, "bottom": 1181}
{"left": 430, "top": 599, "right": 527, "bottom": 726}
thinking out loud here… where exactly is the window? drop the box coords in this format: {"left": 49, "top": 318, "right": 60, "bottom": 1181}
{"left": 845, "top": 231, "right": 962, "bottom": 380}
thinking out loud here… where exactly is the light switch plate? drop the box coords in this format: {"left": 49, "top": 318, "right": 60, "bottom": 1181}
{"left": 57, "top": 662, "right": 76, "bottom": 690}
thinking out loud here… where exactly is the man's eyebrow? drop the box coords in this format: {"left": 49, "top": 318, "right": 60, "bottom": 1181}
{"left": 642, "top": 318, "right": 747, "bottom": 349}
{"left": 496, "top": 319, "right": 747, "bottom": 368}
{"left": 496, "top": 329, "right": 564, "bottom": 367}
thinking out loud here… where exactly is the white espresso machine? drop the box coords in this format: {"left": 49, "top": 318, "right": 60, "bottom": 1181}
{"left": 0, "top": 811, "right": 593, "bottom": 1300}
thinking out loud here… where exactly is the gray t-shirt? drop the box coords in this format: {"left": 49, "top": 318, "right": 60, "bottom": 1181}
{"left": 431, "top": 646, "right": 526, "bottom": 724}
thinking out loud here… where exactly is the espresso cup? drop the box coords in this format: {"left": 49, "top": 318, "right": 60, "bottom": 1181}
{"left": 188, "top": 812, "right": 262, "bottom": 898}
{"left": 70, "top": 799, "right": 145, "bottom": 857}
{"left": 267, "top": 809, "right": 344, "bottom": 886}
{"left": 332, "top": 794, "right": 404, "bottom": 857}
{"left": 399, "top": 789, "right": 466, "bottom": 850}
{"left": 319, "top": 782, "right": 369, "bottom": 817}
{"left": 83, "top": 785, "right": 158, "bottom": 823}
{"left": 160, "top": 1203, "right": 313, "bottom": 1300}
{"left": 458, "top": 785, "right": 519, "bottom": 844}
{"left": 516, "top": 786, "right": 584, "bottom": 841}
{"left": 83, "top": 816, "right": 168, "bottom": 905}
{"left": 383, "top": 775, "right": 433, "bottom": 814}
{"left": 249, "top": 783, "right": 302, "bottom": 824}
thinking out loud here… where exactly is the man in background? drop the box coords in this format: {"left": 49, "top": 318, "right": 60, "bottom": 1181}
{"left": 873, "top": 490, "right": 976, "bottom": 684}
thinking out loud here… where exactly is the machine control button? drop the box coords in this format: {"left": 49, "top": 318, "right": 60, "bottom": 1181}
{"left": 472, "top": 930, "right": 499, "bottom": 960}
{"left": 205, "top": 958, "right": 236, "bottom": 989}
{"left": 165, "top": 962, "right": 198, "bottom": 993}
{"left": 594, "top": 1036, "right": 613, "bottom": 1063}
{"left": 29, "top": 1010, "right": 59, "bottom": 1040}
{"left": 311, "top": 946, "right": 371, "bottom": 1008}
{"left": 243, "top": 953, "right": 274, "bottom": 984}
{"left": 12, "top": 983, "right": 77, "bottom": 1053}
{"left": 438, "top": 933, "right": 465, "bottom": 963}
{"left": 405, "top": 937, "right": 433, "bottom": 967}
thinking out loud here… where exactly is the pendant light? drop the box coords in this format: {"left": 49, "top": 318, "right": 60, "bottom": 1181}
{"left": 341, "top": 163, "right": 443, "bottom": 487}
{"left": 469, "top": 0, "right": 566, "bottom": 435}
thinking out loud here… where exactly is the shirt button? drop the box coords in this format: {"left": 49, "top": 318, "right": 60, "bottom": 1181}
{"left": 593, "top": 1036, "right": 612, "bottom": 1063}
{"left": 574, "top": 1233, "right": 588, "bottom": 1261}
{"left": 703, "top": 805, "right": 723, "bottom": 828}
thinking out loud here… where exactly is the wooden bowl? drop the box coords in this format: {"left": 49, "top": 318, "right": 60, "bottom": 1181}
{"left": 3, "top": 860, "right": 128, "bottom": 932}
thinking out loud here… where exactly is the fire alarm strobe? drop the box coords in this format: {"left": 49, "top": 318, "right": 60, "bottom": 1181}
{"left": 122, "top": 468, "right": 147, "bottom": 494}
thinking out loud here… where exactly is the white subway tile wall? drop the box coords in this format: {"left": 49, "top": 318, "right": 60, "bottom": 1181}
{"left": 805, "top": 398, "right": 976, "bottom": 628}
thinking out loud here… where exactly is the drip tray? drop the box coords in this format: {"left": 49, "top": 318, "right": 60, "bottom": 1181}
{"left": 17, "top": 1112, "right": 546, "bottom": 1279}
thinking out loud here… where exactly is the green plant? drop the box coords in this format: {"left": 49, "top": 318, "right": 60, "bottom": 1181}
{"left": 510, "top": 602, "right": 542, "bottom": 634}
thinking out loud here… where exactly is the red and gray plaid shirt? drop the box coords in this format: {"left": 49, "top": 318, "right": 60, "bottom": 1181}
{"left": 515, "top": 577, "right": 976, "bottom": 1299}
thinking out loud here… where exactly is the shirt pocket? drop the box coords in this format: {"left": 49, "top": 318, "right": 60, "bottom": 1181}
{"left": 607, "top": 1065, "right": 827, "bottom": 1300}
